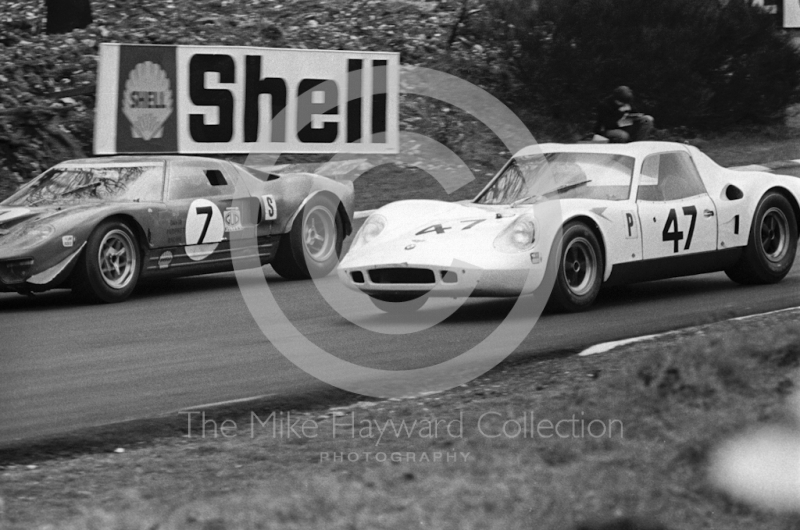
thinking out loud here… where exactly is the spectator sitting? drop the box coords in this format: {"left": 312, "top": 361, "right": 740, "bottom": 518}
{"left": 593, "top": 86, "right": 654, "bottom": 143}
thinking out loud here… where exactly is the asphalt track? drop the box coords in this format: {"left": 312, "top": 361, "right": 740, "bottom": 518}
{"left": 3, "top": 166, "right": 800, "bottom": 445}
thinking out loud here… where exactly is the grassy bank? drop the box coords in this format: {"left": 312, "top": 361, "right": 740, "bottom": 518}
{"left": 2, "top": 309, "right": 800, "bottom": 529}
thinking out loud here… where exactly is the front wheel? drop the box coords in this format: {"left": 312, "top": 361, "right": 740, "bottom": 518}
{"left": 72, "top": 220, "right": 141, "bottom": 303}
{"left": 726, "top": 192, "right": 797, "bottom": 284}
{"left": 271, "top": 195, "right": 344, "bottom": 280}
{"left": 548, "top": 222, "right": 604, "bottom": 312}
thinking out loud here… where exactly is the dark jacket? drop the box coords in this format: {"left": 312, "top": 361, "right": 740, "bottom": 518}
{"left": 593, "top": 96, "right": 638, "bottom": 135}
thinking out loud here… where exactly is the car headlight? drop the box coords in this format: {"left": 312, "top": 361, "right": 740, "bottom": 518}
{"left": 16, "top": 224, "right": 55, "bottom": 248}
{"left": 0, "top": 258, "right": 35, "bottom": 285}
{"left": 493, "top": 215, "right": 536, "bottom": 253}
{"left": 351, "top": 214, "right": 387, "bottom": 250}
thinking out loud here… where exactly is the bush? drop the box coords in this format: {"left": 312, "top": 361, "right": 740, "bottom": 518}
{"left": 495, "top": 0, "right": 800, "bottom": 129}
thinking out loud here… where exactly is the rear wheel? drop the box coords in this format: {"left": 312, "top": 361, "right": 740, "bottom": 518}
{"left": 726, "top": 192, "right": 797, "bottom": 284}
{"left": 271, "top": 195, "right": 344, "bottom": 280}
{"left": 72, "top": 220, "right": 141, "bottom": 303}
{"left": 548, "top": 222, "right": 604, "bottom": 312}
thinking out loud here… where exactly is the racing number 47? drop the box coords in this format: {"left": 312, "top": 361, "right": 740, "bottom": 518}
{"left": 415, "top": 219, "right": 486, "bottom": 236}
{"left": 662, "top": 206, "right": 697, "bottom": 253}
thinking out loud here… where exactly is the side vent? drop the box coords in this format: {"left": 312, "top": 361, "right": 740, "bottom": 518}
{"left": 724, "top": 185, "right": 744, "bottom": 201}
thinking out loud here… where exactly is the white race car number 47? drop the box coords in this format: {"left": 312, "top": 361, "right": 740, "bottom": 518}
{"left": 662, "top": 206, "right": 697, "bottom": 253}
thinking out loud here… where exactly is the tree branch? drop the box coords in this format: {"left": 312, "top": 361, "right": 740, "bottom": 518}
{"left": 447, "top": 0, "right": 471, "bottom": 49}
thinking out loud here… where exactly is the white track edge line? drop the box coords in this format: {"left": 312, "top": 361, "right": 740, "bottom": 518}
{"left": 578, "top": 305, "right": 800, "bottom": 357}
{"left": 578, "top": 333, "right": 665, "bottom": 357}
{"left": 177, "top": 393, "right": 276, "bottom": 411}
{"left": 730, "top": 305, "right": 800, "bottom": 321}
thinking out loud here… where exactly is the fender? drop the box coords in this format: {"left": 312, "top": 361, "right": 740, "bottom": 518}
{"left": 285, "top": 189, "right": 352, "bottom": 235}
{"left": 561, "top": 212, "right": 614, "bottom": 281}
{"left": 27, "top": 243, "right": 86, "bottom": 288}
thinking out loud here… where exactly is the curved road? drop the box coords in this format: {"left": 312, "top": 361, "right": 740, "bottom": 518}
{"left": 5, "top": 164, "right": 800, "bottom": 445}
{"left": 3, "top": 259, "right": 800, "bottom": 444}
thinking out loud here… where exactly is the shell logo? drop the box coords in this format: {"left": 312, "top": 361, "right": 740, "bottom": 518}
{"left": 122, "top": 61, "right": 174, "bottom": 141}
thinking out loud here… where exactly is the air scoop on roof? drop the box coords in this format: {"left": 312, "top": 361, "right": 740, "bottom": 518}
{"left": 244, "top": 167, "right": 281, "bottom": 182}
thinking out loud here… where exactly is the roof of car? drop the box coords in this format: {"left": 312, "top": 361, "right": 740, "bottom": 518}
{"left": 515, "top": 141, "right": 690, "bottom": 159}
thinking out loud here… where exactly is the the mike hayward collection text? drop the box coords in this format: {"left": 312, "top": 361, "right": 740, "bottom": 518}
{"left": 181, "top": 410, "right": 624, "bottom": 444}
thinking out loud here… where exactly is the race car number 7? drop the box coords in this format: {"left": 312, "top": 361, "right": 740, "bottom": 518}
{"left": 195, "top": 206, "right": 213, "bottom": 244}
{"left": 415, "top": 219, "right": 486, "bottom": 236}
{"left": 662, "top": 206, "right": 697, "bottom": 253}
{"left": 186, "top": 199, "right": 224, "bottom": 248}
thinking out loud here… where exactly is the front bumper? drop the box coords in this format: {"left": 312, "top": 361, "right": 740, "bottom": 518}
{"left": 338, "top": 261, "right": 543, "bottom": 298}
{"left": 0, "top": 245, "right": 83, "bottom": 293}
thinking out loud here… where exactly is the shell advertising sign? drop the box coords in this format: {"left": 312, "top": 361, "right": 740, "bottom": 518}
{"left": 94, "top": 44, "right": 399, "bottom": 155}
{"left": 122, "top": 61, "right": 174, "bottom": 141}
{"left": 784, "top": 0, "right": 800, "bottom": 27}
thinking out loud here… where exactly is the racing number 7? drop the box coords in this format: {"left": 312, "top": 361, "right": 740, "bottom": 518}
{"left": 662, "top": 206, "right": 697, "bottom": 253}
{"left": 195, "top": 206, "right": 213, "bottom": 244}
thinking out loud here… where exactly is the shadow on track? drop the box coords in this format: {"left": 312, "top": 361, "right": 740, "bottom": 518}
{"left": 0, "top": 268, "right": 294, "bottom": 312}
{"left": 330, "top": 272, "right": 757, "bottom": 327}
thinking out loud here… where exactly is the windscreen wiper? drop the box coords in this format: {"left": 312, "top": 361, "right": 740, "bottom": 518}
{"left": 511, "top": 180, "right": 592, "bottom": 206}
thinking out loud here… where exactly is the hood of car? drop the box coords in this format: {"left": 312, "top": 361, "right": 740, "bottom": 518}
{"left": 340, "top": 200, "right": 534, "bottom": 268}
{"left": 373, "top": 199, "right": 520, "bottom": 239}
{"left": 341, "top": 197, "right": 572, "bottom": 271}
{"left": 0, "top": 203, "right": 135, "bottom": 259}
{"left": 0, "top": 206, "right": 42, "bottom": 232}
{"left": 0, "top": 204, "right": 103, "bottom": 235}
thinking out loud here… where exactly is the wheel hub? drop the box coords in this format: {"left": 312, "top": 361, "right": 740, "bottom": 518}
{"left": 563, "top": 237, "right": 596, "bottom": 296}
{"left": 760, "top": 207, "right": 788, "bottom": 263}
{"left": 303, "top": 206, "right": 335, "bottom": 264}
{"left": 98, "top": 229, "right": 136, "bottom": 290}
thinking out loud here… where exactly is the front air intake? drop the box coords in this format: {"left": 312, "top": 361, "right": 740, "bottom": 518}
{"left": 368, "top": 268, "right": 436, "bottom": 284}
{"left": 441, "top": 270, "right": 458, "bottom": 283}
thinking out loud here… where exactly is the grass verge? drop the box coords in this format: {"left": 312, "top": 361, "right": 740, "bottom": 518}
{"left": 2, "top": 309, "right": 800, "bottom": 529}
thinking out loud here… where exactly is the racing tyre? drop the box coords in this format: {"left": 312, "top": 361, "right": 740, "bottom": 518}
{"left": 369, "top": 294, "right": 427, "bottom": 313}
{"left": 548, "top": 222, "right": 604, "bottom": 312}
{"left": 271, "top": 195, "right": 344, "bottom": 280}
{"left": 726, "top": 192, "right": 797, "bottom": 285}
{"left": 72, "top": 220, "right": 141, "bottom": 303}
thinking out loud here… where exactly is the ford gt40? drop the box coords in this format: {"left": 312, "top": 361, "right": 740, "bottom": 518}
{"left": 0, "top": 156, "right": 354, "bottom": 302}
{"left": 338, "top": 141, "right": 799, "bottom": 312}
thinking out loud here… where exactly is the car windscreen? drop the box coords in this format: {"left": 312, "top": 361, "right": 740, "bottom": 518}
{"left": 2, "top": 162, "right": 166, "bottom": 207}
{"left": 474, "top": 152, "right": 635, "bottom": 205}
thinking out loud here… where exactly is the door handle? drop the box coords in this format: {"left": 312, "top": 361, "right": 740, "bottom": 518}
{"left": 704, "top": 209, "right": 714, "bottom": 218}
